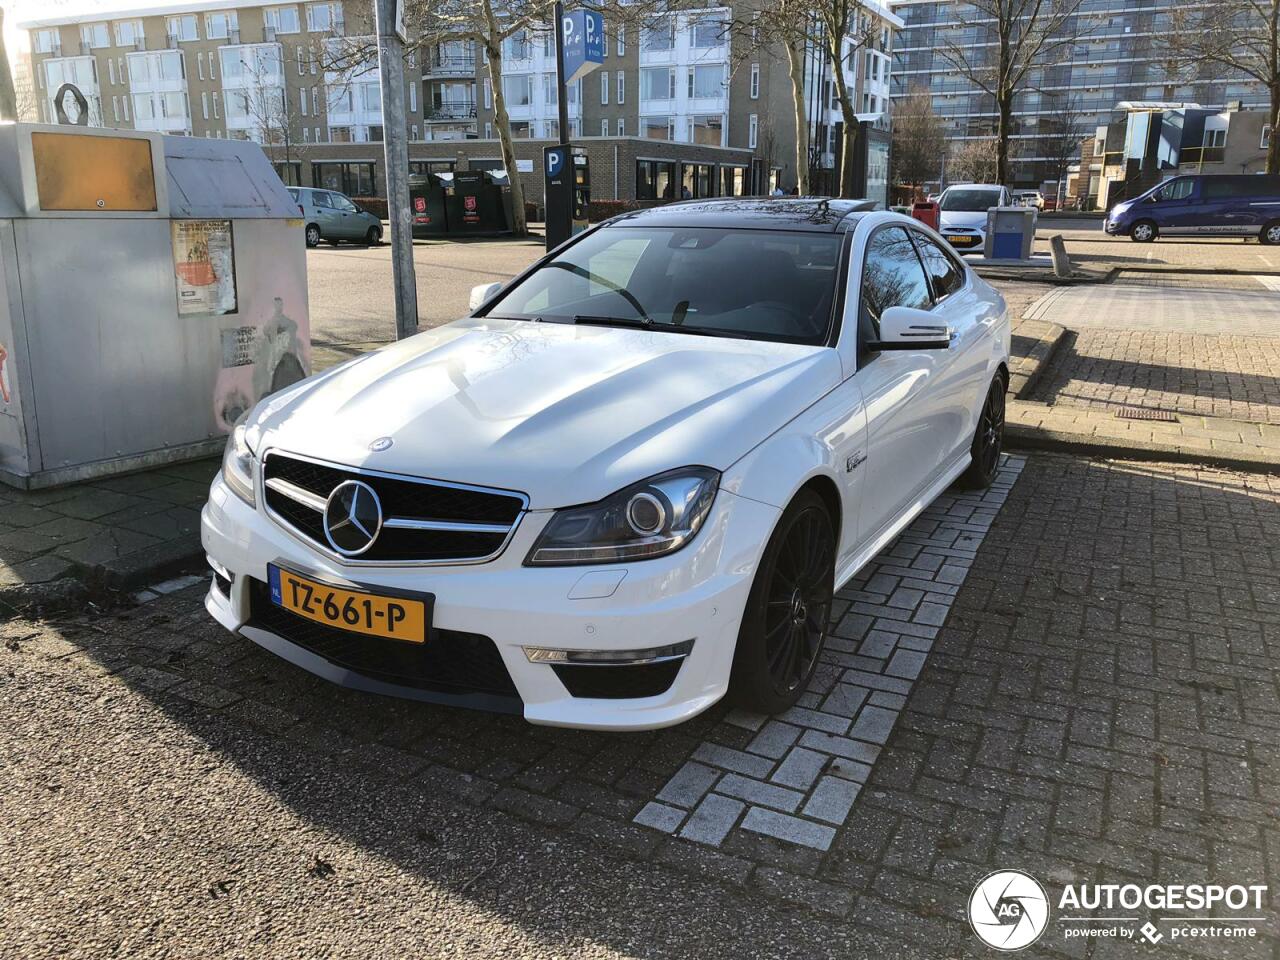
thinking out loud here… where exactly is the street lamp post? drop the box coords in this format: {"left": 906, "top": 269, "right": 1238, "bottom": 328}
{"left": 372, "top": 0, "right": 419, "bottom": 341}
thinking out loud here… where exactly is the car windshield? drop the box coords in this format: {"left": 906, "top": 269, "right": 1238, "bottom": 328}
{"left": 941, "top": 189, "right": 1001, "bottom": 212}
{"left": 485, "top": 226, "right": 844, "bottom": 345}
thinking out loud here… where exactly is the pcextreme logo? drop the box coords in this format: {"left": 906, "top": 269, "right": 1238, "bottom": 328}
{"left": 970, "top": 870, "right": 1270, "bottom": 950}
{"left": 969, "top": 870, "right": 1051, "bottom": 951}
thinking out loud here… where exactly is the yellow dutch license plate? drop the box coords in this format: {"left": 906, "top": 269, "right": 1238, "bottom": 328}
{"left": 268, "top": 564, "right": 430, "bottom": 643}
{"left": 946, "top": 235, "right": 979, "bottom": 247}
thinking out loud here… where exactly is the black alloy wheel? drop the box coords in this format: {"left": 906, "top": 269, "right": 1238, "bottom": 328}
{"left": 731, "top": 490, "right": 835, "bottom": 713}
{"left": 958, "top": 375, "right": 1006, "bottom": 490}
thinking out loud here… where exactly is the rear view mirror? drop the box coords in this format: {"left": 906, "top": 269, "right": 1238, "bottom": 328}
{"left": 469, "top": 282, "right": 503, "bottom": 312}
{"left": 867, "top": 305, "right": 952, "bottom": 351}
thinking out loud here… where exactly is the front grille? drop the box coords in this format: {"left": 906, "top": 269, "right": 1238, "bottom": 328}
{"left": 247, "top": 579, "right": 520, "bottom": 704}
{"left": 551, "top": 661, "right": 683, "bottom": 699}
{"left": 262, "top": 452, "right": 526, "bottom": 563}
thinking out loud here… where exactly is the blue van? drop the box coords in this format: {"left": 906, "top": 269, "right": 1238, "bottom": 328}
{"left": 1105, "top": 174, "right": 1280, "bottom": 244}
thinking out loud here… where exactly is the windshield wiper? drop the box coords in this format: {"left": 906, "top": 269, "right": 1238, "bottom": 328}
{"left": 547, "top": 262, "right": 653, "bottom": 322}
{"left": 573, "top": 314, "right": 654, "bottom": 329}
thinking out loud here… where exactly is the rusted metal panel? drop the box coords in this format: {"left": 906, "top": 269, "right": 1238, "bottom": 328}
{"left": 32, "top": 131, "right": 158, "bottom": 212}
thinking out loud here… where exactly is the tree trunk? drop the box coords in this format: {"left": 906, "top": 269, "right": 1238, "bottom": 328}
{"left": 482, "top": 3, "right": 527, "bottom": 235}
{"left": 1270, "top": 79, "right": 1280, "bottom": 176}
{"left": 0, "top": 9, "right": 17, "bottom": 123}
{"left": 996, "top": 91, "right": 1013, "bottom": 185}
{"left": 784, "top": 40, "right": 809, "bottom": 195}
{"left": 827, "top": 44, "right": 859, "bottom": 198}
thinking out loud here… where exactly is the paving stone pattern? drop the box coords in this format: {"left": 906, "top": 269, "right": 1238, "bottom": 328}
{"left": 635, "top": 457, "right": 1027, "bottom": 851}
{"left": 20, "top": 451, "right": 1280, "bottom": 954}
{"left": 1033, "top": 330, "right": 1280, "bottom": 425}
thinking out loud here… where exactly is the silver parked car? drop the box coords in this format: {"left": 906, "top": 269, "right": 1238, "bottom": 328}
{"left": 287, "top": 186, "right": 383, "bottom": 248}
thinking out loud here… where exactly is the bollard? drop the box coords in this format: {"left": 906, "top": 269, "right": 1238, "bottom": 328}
{"left": 1049, "top": 234, "right": 1073, "bottom": 278}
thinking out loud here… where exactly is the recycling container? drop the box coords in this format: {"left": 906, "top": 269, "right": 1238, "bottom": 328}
{"left": 0, "top": 122, "right": 310, "bottom": 488}
{"left": 984, "top": 206, "right": 1038, "bottom": 260}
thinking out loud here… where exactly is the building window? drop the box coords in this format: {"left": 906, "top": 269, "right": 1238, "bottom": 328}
{"left": 749, "top": 63, "right": 759, "bottom": 99}
{"left": 111, "top": 96, "right": 119, "bottom": 122}
{"left": 123, "top": 96, "right": 129, "bottom": 120}
{"left": 1264, "top": 125, "right": 1273, "bottom": 149}
{"left": 688, "top": 115, "right": 723, "bottom": 146}
{"left": 641, "top": 19, "right": 674, "bottom": 51}
{"left": 108, "top": 59, "right": 117, "bottom": 85}
{"left": 600, "top": 70, "right": 608, "bottom": 105}
{"left": 80, "top": 23, "right": 110, "bottom": 49}
{"left": 314, "top": 126, "right": 321, "bottom": 141}
{"left": 329, "top": 125, "right": 353, "bottom": 141}
{"left": 1205, "top": 128, "right": 1226, "bottom": 148}
{"left": 484, "top": 121, "right": 492, "bottom": 138}
{"left": 616, "top": 70, "right": 624, "bottom": 105}
{"left": 690, "top": 18, "right": 725, "bottom": 49}
{"left": 34, "top": 29, "right": 59, "bottom": 54}
{"left": 601, "top": 118, "right": 609, "bottom": 137}
{"left": 482, "top": 78, "right": 492, "bottom": 109}
{"left": 682, "top": 162, "right": 714, "bottom": 198}
{"left": 636, "top": 159, "right": 676, "bottom": 200}
{"left": 408, "top": 81, "right": 416, "bottom": 113}
{"left": 642, "top": 116, "right": 673, "bottom": 140}
{"left": 640, "top": 67, "right": 674, "bottom": 101}
{"left": 748, "top": 113, "right": 758, "bottom": 149}
{"left": 205, "top": 11, "right": 238, "bottom": 39}
{"left": 114, "top": 20, "right": 143, "bottom": 47}
{"left": 617, "top": 117, "right": 624, "bottom": 136}
{"left": 311, "top": 85, "right": 319, "bottom": 112}
{"left": 119, "top": 57, "right": 126, "bottom": 82}
{"left": 617, "top": 26, "right": 624, "bottom": 55}
{"left": 264, "top": 6, "right": 301, "bottom": 35}
{"left": 202, "top": 91, "right": 209, "bottom": 119}
{"left": 166, "top": 15, "right": 198, "bottom": 42}
{"left": 297, "top": 45, "right": 305, "bottom": 74}
{"left": 212, "top": 91, "right": 220, "bottom": 118}
{"left": 306, "top": 2, "right": 343, "bottom": 33}
{"left": 411, "top": 123, "right": 418, "bottom": 139}
{"left": 688, "top": 64, "right": 722, "bottom": 99}
{"left": 303, "top": 127, "right": 311, "bottom": 142}
{"left": 300, "top": 86, "right": 308, "bottom": 115}
{"left": 502, "top": 74, "right": 532, "bottom": 107}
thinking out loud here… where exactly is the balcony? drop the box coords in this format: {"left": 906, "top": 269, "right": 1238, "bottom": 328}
{"left": 424, "top": 56, "right": 476, "bottom": 78}
{"left": 1179, "top": 145, "right": 1226, "bottom": 165}
{"left": 425, "top": 99, "right": 477, "bottom": 121}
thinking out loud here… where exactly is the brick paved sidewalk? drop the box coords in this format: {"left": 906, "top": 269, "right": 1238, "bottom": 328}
{"left": 5, "top": 451, "right": 1278, "bottom": 957}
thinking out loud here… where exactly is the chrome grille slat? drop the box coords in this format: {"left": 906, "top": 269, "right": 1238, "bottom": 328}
{"left": 261, "top": 450, "right": 527, "bottom": 566}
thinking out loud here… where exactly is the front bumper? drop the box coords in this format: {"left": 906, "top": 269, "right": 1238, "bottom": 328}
{"left": 201, "top": 472, "right": 780, "bottom": 730}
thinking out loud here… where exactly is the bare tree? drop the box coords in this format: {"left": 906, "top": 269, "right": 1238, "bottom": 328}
{"left": 812, "top": 0, "right": 879, "bottom": 197}
{"left": 1168, "top": 0, "right": 1279, "bottom": 174}
{"left": 949, "top": 136, "right": 1003, "bottom": 183}
{"left": 1036, "top": 94, "right": 1085, "bottom": 207}
{"left": 0, "top": 7, "right": 17, "bottom": 122}
{"left": 236, "top": 47, "right": 302, "bottom": 169}
{"left": 891, "top": 83, "right": 945, "bottom": 195}
{"left": 937, "top": 0, "right": 1086, "bottom": 185}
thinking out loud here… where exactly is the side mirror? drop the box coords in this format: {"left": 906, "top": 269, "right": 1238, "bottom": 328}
{"left": 867, "top": 305, "right": 952, "bottom": 351}
{"left": 469, "top": 281, "right": 503, "bottom": 312}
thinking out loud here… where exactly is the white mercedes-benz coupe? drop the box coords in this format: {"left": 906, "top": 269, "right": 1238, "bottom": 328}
{"left": 202, "top": 199, "right": 1010, "bottom": 730}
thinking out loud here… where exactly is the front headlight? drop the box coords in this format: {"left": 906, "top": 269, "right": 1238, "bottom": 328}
{"left": 221, "top": 423, "right": 257, "bottom": 506}
{"left": 525, "top": 467, "right": 719, "bottom": 566}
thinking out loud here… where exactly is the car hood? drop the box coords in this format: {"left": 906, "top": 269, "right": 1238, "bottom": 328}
{"left": 1109, "top": 200, "right": 1134, "bottom": 217}
{"left": 250, "top": 317, "right": 840, "bottom": 508}
{"left": 940, "top": 210, "right": 989, "bottom": 230}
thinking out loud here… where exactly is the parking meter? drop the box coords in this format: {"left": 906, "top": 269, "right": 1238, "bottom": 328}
{"left": 544, "top": 145, "right": 590, "bottom": 250}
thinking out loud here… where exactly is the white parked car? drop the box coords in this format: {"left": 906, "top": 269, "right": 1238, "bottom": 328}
{"left": 202, "top": 199, "right": 1010, "bottom": 731}
{"left": 938, "top": 184, "right": 1012, "bottom": 253}
{"left": 1012, "top": 190, "right": 1044, "bottom": 210}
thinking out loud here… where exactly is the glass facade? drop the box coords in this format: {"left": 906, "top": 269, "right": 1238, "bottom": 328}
{"left": 891, "top": 0, "right": 1270, "bottom": 184}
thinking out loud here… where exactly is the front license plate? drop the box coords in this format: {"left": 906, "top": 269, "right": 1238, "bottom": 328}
{"left": 945, "top": 235, "right": 978, "bottom": 247}
{"left": 268, "top": 564, "right": 430, "bottom": 643}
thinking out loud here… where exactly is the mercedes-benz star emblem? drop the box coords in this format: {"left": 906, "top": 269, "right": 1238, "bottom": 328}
{"left": 323, "top": 480, "right": 383, "bottom": 556}
{"left": 369, "top": 437, "right": 393, "bottom": 452}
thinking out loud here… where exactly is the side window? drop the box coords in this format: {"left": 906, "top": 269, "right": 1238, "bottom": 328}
{"left": 913, "top": 232, "right": 965, "bottom": 300}
{"left": 313, "top": 191, "right": 334, "bottom": 209}
{"left": 860, "top": 226, "right": 933, "bottom": 342}
{"left": 1156, "top": 178, "right": 1193, "bottom": 202}
{"left": 333, "top": 194, "right": 359, "bottom": 212}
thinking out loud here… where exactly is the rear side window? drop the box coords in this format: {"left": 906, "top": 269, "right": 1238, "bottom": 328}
{"left": 1203, "top": 176, "right": 1280, "bottom": 200}
{"left": 913, "top": 232, "right": 965, "bottom": 300}
{"left": 861, "top": 226, "right": 932, "bottom": 340}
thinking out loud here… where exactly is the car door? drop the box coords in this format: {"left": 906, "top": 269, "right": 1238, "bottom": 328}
{"left": 310, "top": 190, "right": 340, "bottom": 238}
{"left": 853, "top": 225, "right": 958, "bottom": 545}
{"left": 910, "top": 229, "right": 990, "bottom": 463}
{"left": 1149, "top": 177, "right": 1201, "bottom": 235}
{"left": 330, "top": 192, "right": 365, "bottom": 240}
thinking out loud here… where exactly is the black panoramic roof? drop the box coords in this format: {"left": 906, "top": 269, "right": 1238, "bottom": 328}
{"left": 608, "top": 197, "right": 877, "bottom": 233}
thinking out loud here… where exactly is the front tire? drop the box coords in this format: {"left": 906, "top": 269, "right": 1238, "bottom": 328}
{"left": 958, "top": 375, "right": 1006, "bottom": 490}
{"left": 1261, "top": 220, "right": 1280, "bottom": 246}
{"left": 730, "top": 490, "right": 835, "bottom": 714}
{"left": 1130, "top": 220, "right": 1157, "bottom": 243}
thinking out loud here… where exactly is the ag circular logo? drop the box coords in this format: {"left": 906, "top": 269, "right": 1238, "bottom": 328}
{"left": 969, "top": 870, "right": 1050, "bottom": 951}
{"left": 323, "top": 480, "right": 383, "bottom": 556}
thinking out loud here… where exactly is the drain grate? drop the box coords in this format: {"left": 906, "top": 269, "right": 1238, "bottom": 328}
{"left": 1115, "top": 406, "right": 1179, "bottom": 422}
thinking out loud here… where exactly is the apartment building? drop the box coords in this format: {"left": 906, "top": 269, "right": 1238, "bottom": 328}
{"left": 22, "top": 0, "right": 898, "bottom": 204}
{"left": 889, "top": 0, "right": 1272, "bottom": 187}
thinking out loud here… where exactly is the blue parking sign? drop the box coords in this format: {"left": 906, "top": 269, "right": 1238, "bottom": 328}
{"left": 562, "top": 9, "right": 604, "bottom": 85}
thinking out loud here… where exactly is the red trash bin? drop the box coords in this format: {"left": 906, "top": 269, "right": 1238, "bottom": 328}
{"left": 911, "top": 201, "right": 940, "bottom": 231}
